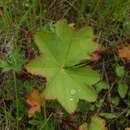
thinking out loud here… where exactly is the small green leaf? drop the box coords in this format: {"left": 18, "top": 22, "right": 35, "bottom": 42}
{"left": 95, "top": 82, "right": 108, "bottom": 93}
{"left": 118, "top": 81, "right": 128, "bottom": 98}
{"left": 95, "top": 99, "right": 104, "bottom": 108}
{"left": 111, "top": 96, "right": 120, "bottom": 106}
{"left": 99, "top": 112, "right": 117, "bottom": 120}
{"left": 115, "top": 65, "right": 125, "bottom": 78}
{"left": 0, "top": 50, "right": 26, "bottom": 72}
{"left": 0, "top": 59, "right": 11, "bottom": 72}
{"left": 26, "top": 19, "right": 101, "bottom": 113}
{"left": 88, "top": 116, "right": 108, "bottom": 130}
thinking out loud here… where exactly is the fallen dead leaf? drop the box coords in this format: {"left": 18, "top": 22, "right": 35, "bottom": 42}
{"left": 90, "top": 48, "right": 103, "bottom": 62}
{"left": 0, "top": 10, "right": 3, "bottom": 17}
{"left": 78, "top": 123, "right": 88, "bottom": 130}
{"left": 125, "top": 128, "right": 130, "bottom": 130}
{"left": 117, "top": 44, "right": 130, "bottom": 60}
{"left": 26, "top": 89, "right": 43, "bottom": 117}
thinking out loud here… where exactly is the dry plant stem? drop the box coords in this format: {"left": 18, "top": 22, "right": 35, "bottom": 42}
{"left": 96, "top": 81, "right": 116, "bottom": 114}
{"left": 2, "top": 99, "right": 10, "bottom": 129}
{"left": 47, "top": 0, "right": 57, "bottom": 11}
{"left": 92, "top": 0, "right": 101, "bottom": 16}
{"left": 96, "top": 59, "right": 114, "bottom": 114}
{"left": 103, "top": 59, "right": 113, "bottom": 111}
{"left": 61, "top": 0, "right": 78, "bottom": 19}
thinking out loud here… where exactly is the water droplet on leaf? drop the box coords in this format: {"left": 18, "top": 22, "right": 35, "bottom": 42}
{"left": 70, "top": 98, "right": 74, "bottom": 101}
{"left": 70, "top": 89, "right": 76, "bottom": 95}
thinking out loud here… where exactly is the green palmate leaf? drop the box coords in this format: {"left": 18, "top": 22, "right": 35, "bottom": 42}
{"left": 25, "top": 19, "right": 100, "bottom": 113}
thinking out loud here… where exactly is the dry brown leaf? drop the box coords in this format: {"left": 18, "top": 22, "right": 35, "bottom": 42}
{"left": 0, "top": 8, "right": 3, "bottom": 17}
{"left": 125, "top": 128, "right": 130, "bottom": 130}
{"left": 78, "top": 123, "right": 88, "bottom": 130}
{"left": 26, "top": 89, "right": 43, "bottom": 117}
{"left": 117, "top": 44, "right": 130, "bottom": 60}
{"left": 90, "top": 48, "right": 103, "bottom": 62}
